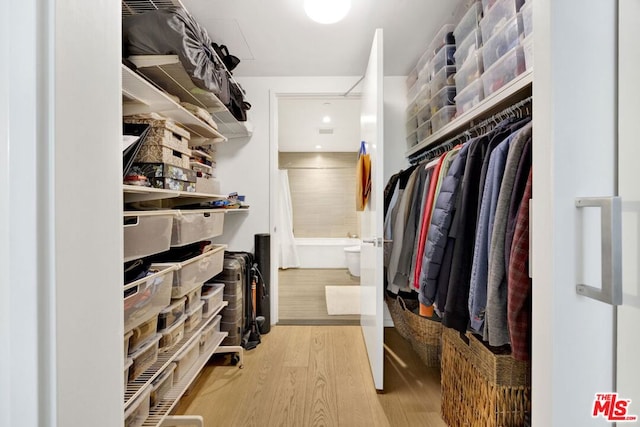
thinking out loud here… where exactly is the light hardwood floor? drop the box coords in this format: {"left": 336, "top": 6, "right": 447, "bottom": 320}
{"left": 174, "top": 326, "right": 447, "bottom": 427}
{"left": 278, "top": 269, "right": 360, "bottom": 325}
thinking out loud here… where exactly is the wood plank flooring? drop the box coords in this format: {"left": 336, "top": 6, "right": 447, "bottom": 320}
{"left": 174, "top": 326, "right": 447, "bottom": 427}
{"left": 278, "top": 269, "right": 360, "bottom": 325}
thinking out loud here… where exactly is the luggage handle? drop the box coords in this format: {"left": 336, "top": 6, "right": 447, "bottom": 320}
{"left": 203, "top": 212, "right": 211, "bottom": 218}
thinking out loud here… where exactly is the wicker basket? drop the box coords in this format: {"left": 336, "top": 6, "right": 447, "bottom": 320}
{"left": 441, "top": 327, "right": 530, "bottom": 427}
{"left": 398, "top": 296, "right": 442, "bottom": 367}
{"left": 384, "top": 294, "right": 416, "bottom": 341}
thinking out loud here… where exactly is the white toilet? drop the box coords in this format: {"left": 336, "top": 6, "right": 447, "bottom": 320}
{"left": 344, "top": 245, "right": 361, "bottom": 277}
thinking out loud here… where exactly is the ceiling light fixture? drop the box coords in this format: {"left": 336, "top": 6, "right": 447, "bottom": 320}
{"left": 322, "top": 115, "right": 331, "bottom": 123}
{"left": 304, "top": 0, "right": 351, "bottom": 24}
{"left": 315, "top": 145, "right": 323, "bottom": 149}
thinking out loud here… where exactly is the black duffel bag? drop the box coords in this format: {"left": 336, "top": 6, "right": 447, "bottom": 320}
{"left": 227, "top": 82, "right": 251, "bottom": 122}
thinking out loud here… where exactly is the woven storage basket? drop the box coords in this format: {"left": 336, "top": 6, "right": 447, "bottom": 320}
{"left": 384, "top": 294, "right": 417, "bottom": 341}
{"left": 398, "top": 297, "right": 442, "bottom": 367}
{"left": 441, "top": 327, "right": 530, "bottom": 427}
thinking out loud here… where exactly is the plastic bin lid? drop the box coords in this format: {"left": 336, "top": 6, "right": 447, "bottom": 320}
{"left": 123, "top": 210, "right": 176, "bottom": 218}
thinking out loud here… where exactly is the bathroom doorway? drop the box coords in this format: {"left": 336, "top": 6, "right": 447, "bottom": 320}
{"left": 275, "top": 95, "right": 362, "bottom": 325}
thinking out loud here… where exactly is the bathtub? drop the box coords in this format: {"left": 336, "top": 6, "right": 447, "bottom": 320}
{"left": 294, "top": 237, "right": 360, "bottom": 269}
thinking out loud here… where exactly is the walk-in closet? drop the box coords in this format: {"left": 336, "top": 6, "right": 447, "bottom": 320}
{"left": 3, "top": 0, "right": 639, "bottom": 426}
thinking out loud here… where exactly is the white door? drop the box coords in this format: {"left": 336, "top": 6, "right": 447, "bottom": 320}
{"left": 359, "top": 28, "right": 384, "bottom": 391}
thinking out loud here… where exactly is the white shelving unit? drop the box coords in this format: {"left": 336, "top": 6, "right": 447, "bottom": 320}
{"left": 122, "top": 65, "right": 226, "bottom": 146}
{"left": 127, "top": 55, "right": 252, "bottom": 139}
{"left": 406, "top": 69, "right": 532, "bottom": 157}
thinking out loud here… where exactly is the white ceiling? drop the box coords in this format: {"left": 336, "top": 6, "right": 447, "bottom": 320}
{"left": 180, "top": 0, "right": 466, "bottom": 77}
{"left": 278, "top": 97, "right": 362, "bottom": 152}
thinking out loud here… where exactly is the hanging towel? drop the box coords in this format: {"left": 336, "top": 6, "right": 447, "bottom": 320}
{"left": 356, "top": 141, "right": 371, "bottom": 211}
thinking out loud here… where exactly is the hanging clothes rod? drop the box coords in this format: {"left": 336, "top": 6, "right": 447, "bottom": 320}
{"left": 408, "top": 96, "right": 532, "bottom": 165}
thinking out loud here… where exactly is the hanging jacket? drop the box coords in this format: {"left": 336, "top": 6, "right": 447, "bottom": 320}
{"left": 504, "top": 138, "right": 532, "bottom": 274}
{"left": 387, "top": 169, "right": 419, "bottom": 293}
{"left": 484, "top": 122, "right": 533, "bottom": 346}
{"left": 412, "top": 151, "right": 451, "bottom": 290}
{"left": 417, "top": 142, "right": 471, "bottom": 308}
{"left": 468, "top": 132, "right": 517, "bottom": 333}
{"left": 508, "top": 169, "right": 533, "bottom": 361}
{"left": 394, "top": 165, "right": 432, "bottom": 289}
{"left": 441, "top": 119, "right": 527, "bottom": 332}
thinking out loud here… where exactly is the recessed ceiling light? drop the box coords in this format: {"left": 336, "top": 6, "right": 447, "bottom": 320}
{"left": 322, "top": 115, "right": 331, "bottom": 123}
{"left": 315, "top": 145, "right": 323, "bottom": 149}
{"left": 304, "top": 0, "right": 351, "bottom": 24}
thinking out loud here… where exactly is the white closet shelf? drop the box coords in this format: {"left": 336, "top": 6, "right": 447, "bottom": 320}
{"left": 224, "top": 208, "right": 250, "bottom": 214}
{"left": 127, "top": 55, "right": 252, "bottom": 140}
{"left": 125, "top": 301, "right": 229, "bottom": 409}
{"left": 123, "top": 185, "right": 227, "bottom": 205}
{"left": 122, "top": 64, "right": 226, "bottom": 146}
{"left": 406, "top": 69, "right": 533, "bottom": 157}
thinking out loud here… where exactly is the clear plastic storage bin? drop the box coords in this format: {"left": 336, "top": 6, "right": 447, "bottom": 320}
{"left": 159, "top": 315, "right": 186, "bottom": 352}
{"left": 455, "top": 52, "right": 484, "bottom": 94}
{"left": 406, "top": 116, "right": 418, "bottom": 135}
{"left": 129, "top": 315, "right": 159, "bottom": 354}
{"left": 124, "top": 384, "right": 151, "bottom": 427}
{"left": 184, "top": 286, "right": 203, "bottom": 311}
{"left": 431, "top": 106, "right": 457, "bottom": 133}
{"left": 200, "top": 315, "right": 222, "bottom": 354}
{"left": 481, "top": 46, "right": 526, "bottom": 96}
{"left": 128, "top": 334, "right": 161, "bottom": 381}
{"left": 455, "top": 78, "right": 485, "bottom": 115}
{"left": 123, "top": 211, "right": 174, "bottom": 262}
{"left": 414, "top": 85, "right": 431, "bottom": 111}
{"left": 171, "top": 210, "right": 225, "bottom": 247}
{"left": 157, "top": 296, "right": 186, "bottom": 330}
{"left": 124, "top": 266, "right": 175, "bottom": 332}
{"left": 124, "top": 357, "right": 133, "bottom": 389}
{"left": 453, "top": 2, "right": 483, "bottom": 44}
{"left": 431, "top": 65, "right": 456, "bottom": 94}
{"left": 124, "top": 330, "right": 133, "bottom": 359}
{"left": 454, "top": 29, "right": 482, "bottom": 67}
{"left": 480, "top": 0, "right": 524, "bottom": 42}
{"left": 152, "top": 244, "right": 226, "bottom": 298}
{"left": 184, "top": 300, "right": 205, "bottom": 333}
{"left": 406, "top": 67, "right": 418, "bottom": 89}
{"left": 201, "top": 283, "right": 224, "bottom": 318}
{"left": 521, "top": 0, "right": 532, "bottom": 38}
{"left": 173, "top": 335, "right": 200, "bottom": 384}
{"left": 429, "top": 86, "right": 457, "bottom": 115}
{"left": 150, "top": 363, "right": 176, "bottom": 408}
{"left": 416, "top": 120, "right": 431, "bottom": 142}
{"left": 482, "top": 14, "right": 523, "bottom": 71}
{"left": 407, "top": 81, "right": 419, "bottom": 103}
{"left": 406, "top": 131, "right": 418, "bottom": 149}
{"left": 429, "top": 45, "right": 457, "bottom": 78}
{"left": 522, "top": 34, "right": 533, "bottom": 70}
{"left": 427, "top": 24, "right": 456, "bottom": 59}
{"left": 417, "top": 104, "right": 431, "bottom": 127}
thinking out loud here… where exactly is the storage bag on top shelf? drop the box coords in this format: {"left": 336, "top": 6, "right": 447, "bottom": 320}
{"left": 123, "top": 8, "right": 226, "bottom": 97}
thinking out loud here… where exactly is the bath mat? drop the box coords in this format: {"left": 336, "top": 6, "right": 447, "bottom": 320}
{"left": 325, "top": 286, "right": 361, "bottom": 315}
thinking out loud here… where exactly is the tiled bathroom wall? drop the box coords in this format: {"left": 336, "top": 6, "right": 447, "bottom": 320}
{"left": 279, "top": 152, "right": 360, "bottom": 238}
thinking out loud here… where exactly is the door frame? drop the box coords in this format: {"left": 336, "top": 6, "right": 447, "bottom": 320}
{"left": 268, "top": 90, "right": 362, "bottom": 324}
